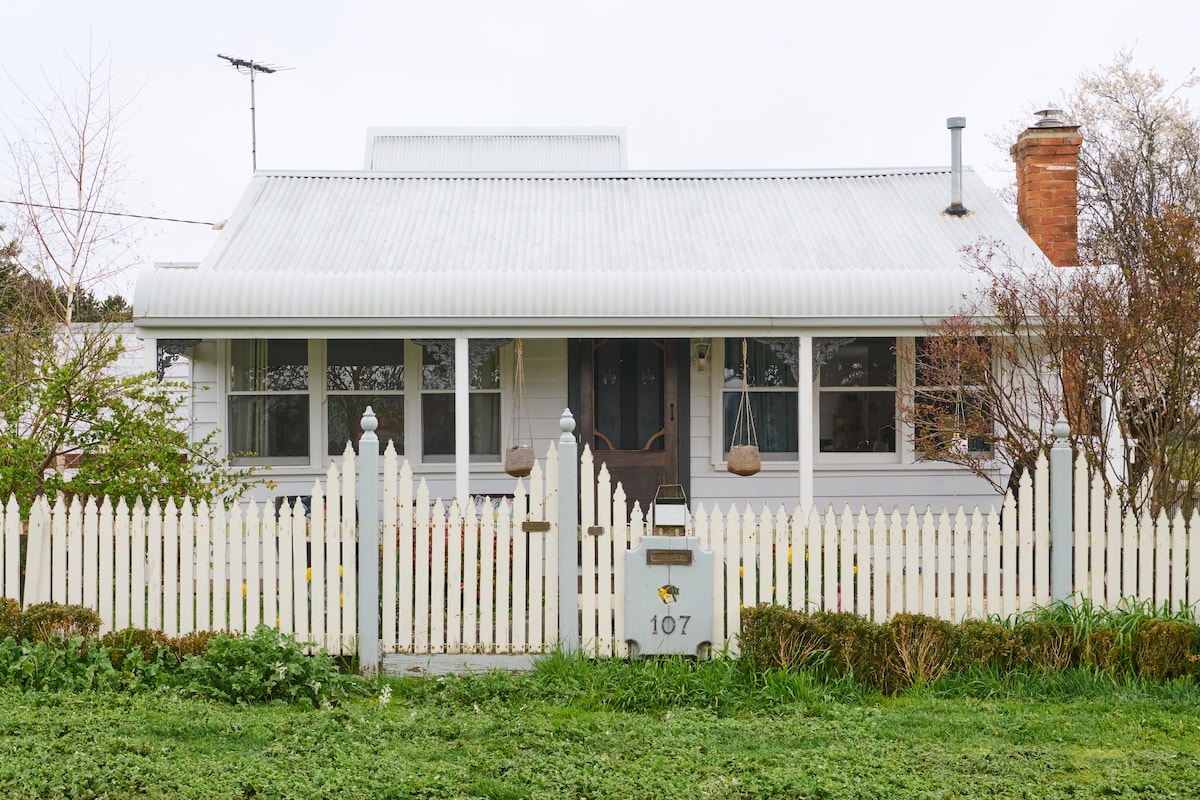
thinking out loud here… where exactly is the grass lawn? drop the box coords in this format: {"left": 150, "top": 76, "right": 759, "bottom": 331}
{"left": 2, "top": 659, "right": 1200, "bottom": 799}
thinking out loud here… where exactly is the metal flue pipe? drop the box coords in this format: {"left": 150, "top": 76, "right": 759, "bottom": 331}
{"left": 945, "top": 116, "right": 968, "bottom": 217}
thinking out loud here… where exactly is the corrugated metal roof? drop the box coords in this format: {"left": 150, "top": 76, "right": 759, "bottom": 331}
{"left": 134, "top": 168, "right": 1046, "bottom": 335}
{"left": 363, "top": 127, "right": 626, "bottom": 171}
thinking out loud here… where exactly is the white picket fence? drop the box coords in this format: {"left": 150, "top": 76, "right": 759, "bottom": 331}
{"left": 386, "top": 445, "right": 1200, "bottom": 658}
{"left": 0, "top": 458, "right": 358, "bottom": 654}
{"left": 4, "top": 441, "right": 1198, "bottom": 661}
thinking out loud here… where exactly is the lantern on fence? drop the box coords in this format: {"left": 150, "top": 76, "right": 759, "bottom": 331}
{"left": 651, "top": 484, "right": 688, "bottom": 536}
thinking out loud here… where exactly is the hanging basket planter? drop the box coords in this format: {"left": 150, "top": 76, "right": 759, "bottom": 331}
{"left": 504, "top": 444, "right": 535, "bottom": 478}
{"left": 504, "top": 339, "right": 536, "bottom": 478}
{"left": 727, "top": 444, "right": 761, "bottom": 477}
{"left": 727, "top": 338, "right": 761, "bottom": 477}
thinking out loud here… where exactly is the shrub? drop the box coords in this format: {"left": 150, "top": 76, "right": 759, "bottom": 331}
{"left": 0, "top": 597, "right": 20, "bottom": 641}
{"left": 1010, "top": 620, "right": 1075, "bottom": 673}
{"left": 19, "top": 603, "right": 101, "bottom": 646}
{"left": 952, "top": 619, "right": 1012, "bottom": 672}
{"left": 738, "top": 606, "right": 895, "bottom": 689}
{"left": 1132, "top": 618, "right": 1199, "bottom": 681}
{"left": 168, "top": 630, "right": 221, "bottom": 662}
{"left": 1076, "top": 627, "right": 1124, "bottom": 672}
{"left": 739, "top": 605, "right": 828, "bottom": 672}
{"left": 807, "top": 611, "right": 892, "bottom": 690}
{"left": 888, "top": 614, "right": 958, "bottom": 687}
{"left": 98, "top": 628, "right": 170, "bottom": 670}
{"left": 178, "top": 625, "right": 363, "bottom": 706}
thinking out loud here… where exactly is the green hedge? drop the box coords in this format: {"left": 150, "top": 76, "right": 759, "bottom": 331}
{"left": 739, "top": 603, "right": 1200, "bottom": 692}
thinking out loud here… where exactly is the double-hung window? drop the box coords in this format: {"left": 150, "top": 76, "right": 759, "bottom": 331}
{"left": 817, "top": 337, "right": 897, "bottom": 455}
{"left": 912, "top": 336, "right": 993, "bottom": 457}
{"left": 722, "top": 338, "right": 799, "bottom": 458}
{"left": 419, "top": 340, "right": 502, "bottom": 462}
{"left": 326, "top": 340, "right": 405, "bottom": 455}
{"left": 228, "top": 339, "right": 310, "bottom": 463}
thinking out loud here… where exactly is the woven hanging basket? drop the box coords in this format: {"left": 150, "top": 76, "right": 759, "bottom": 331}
{"left": 727, "top": 339, "right": 762, "bottom": 476}
{"left": 504, "top": 340, "right": 535, "bottom": 478}
{"left": 727, "top": 444, "right": 761, "bottom": 476}
{"left": 504, "top": 444, "right": 535, "bottom": 478}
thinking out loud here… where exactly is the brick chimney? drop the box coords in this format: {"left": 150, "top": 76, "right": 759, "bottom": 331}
{"left": 1010, "top": 110, "right": 1082, "bottom": 267}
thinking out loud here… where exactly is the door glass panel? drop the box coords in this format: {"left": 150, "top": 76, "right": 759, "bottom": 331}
{"left": 592, "top": 339, "right": 665, "bottom": 451}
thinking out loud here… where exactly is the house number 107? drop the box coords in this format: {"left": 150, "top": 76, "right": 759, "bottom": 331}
{"left": 650, "top": 614, "right": 690, "bottom": 635}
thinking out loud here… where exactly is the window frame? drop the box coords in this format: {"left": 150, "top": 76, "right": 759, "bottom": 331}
{"left": 910, "top": 336, "right": 996, "bottom": 460}
{"left": 417, "top": 340, "right": 504, "bottom": 464}
{"left": 708, "top": 335, "right": 934, "bottom": 470}
{"left": 324, "top": 339, "right": 406, "bottom": 457}
{"left": 717, "top": 337, "right": 800, "bottom": 462}
{"left": 226, "top": 339, "right": 315, "bottom": 467}
{"left": 227, "top": 339, "right": 510, "bottom": 469}
{"left": 815, "top": 336, "right": 902, "bottom": 465}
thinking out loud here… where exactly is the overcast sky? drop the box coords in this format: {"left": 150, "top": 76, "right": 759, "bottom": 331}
{"left": 2, "top": 0, "right": 1197, "bottom": 289}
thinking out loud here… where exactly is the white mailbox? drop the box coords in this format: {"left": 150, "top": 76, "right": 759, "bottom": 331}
{"left": 624, "top": 534, "right": 714, "bottom": 657}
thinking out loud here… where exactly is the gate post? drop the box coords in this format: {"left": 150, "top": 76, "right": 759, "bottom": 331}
{"left": 557, "top": 409, "right": 579, "bottom": 652}
{"left": 1049, "top": 414, "right": 1073, "bottom": 603}
{"left": 357, "top": 407, "right": 381, "bottom": 675}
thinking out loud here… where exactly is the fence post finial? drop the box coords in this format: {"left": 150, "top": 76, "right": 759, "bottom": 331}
{"left": 1049, "top": 413, "right": 1073, "bottom": 603}
{"left": 357, "top": 406, "right": 381, "bottom": 675}
{"left": 557, "top": 408, "right": 579, "bottom": 653}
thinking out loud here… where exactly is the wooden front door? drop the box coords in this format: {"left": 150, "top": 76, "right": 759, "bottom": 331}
{"left": 578, "top": 339, "right": 684, "bottom": 514}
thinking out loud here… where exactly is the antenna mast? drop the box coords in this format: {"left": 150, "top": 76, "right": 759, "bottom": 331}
{"left": 217, "top": 54, "right": 290, "bottom": 171}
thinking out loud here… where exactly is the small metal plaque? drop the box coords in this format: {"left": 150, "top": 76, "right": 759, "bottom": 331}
{"left": 587, "top": 526, "right": 606, "bottom": 537}
{"left": 522, "top": 521, "right": 551, "bottom": 533}
{"left": 646, "top": 549, "right": 693, "bottom": 566}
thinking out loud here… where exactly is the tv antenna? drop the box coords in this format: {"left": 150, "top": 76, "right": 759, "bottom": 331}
{"left": 217, "top": 54, "right": 291, "bottom": 171}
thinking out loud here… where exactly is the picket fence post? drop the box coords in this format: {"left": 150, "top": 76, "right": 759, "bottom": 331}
{"left": 357, "top": 407, "right": 381, "bottom": 676}
{"left": 1049, "top": 415, "right": 1073, "bottom": 603}
{"left": 557, "top": 409, "right": 579, "bottom": 652}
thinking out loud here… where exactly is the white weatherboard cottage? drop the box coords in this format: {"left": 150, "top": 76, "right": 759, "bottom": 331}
{"left": 134, "top": 125, "right": 1051, "bottom": 516}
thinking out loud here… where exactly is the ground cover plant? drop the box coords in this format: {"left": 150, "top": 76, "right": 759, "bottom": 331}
{"left": 1, "top": 600, "right": 1199, "bottom": 797}
{"left": 0, "top": 603, "right": 363, "bottom": 705}
{"left": 1, "top": 654, "right": 1200, "bottom": 798}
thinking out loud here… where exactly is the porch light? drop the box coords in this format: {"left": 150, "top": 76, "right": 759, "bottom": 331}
{"left": 652, "top": 484, "right": 688, "bottom": 534}
{"left": 692, "top": 340, "right": 711, "bottom": 373}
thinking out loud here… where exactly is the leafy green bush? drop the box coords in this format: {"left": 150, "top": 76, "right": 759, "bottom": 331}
{"left": 0, "top": 635, "right": 119, "bottom": 691}
{"left": 0, "top": 597, "right": 20, "bottom": 641}
{"left": 19, "top": 603, "right": 101, "bottom": 646}
{"left": 178, "top": 625, "right": 363, "bottom": 707}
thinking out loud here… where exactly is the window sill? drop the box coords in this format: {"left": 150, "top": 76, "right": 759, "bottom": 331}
{"left": 230, "top": 457, "right": 310, "bottom": 468}
{"left": 707, "top": 458, "right": 1002, "bottom": 475}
